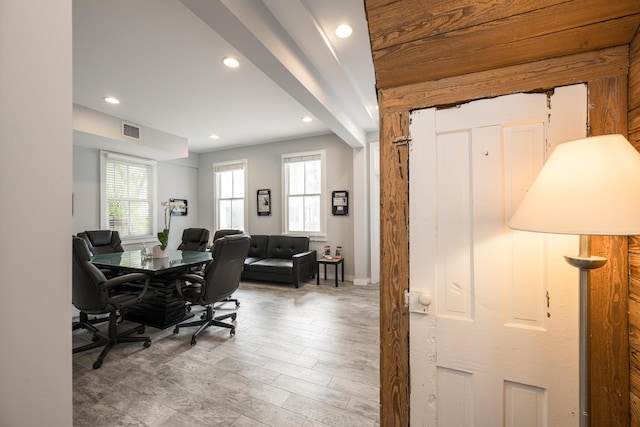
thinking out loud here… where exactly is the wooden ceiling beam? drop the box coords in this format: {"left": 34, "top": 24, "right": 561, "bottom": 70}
{"left": 366, "top": 0, "right": 640, "bottom": 90}
{"left": 373, "top": 15, "right": 639, "bottom": 88}
{"left": 367, "top": 0, "right": 568, "bottom": 50}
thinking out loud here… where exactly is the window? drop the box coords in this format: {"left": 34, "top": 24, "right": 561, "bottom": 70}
{"left": 283, "top": 150, "right": 326, "bottom": 238}
{"left": 214, "top": 159, "right": 247, "bottom": 230}
{"left": 100, "top": 151, "right": 156, "bottom": 241}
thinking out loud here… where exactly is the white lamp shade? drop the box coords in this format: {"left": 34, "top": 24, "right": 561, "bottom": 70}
{"left": 508, "top": 134, "right": 640, "bottom": 235}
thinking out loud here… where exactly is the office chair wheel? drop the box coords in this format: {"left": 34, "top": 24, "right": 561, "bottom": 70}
{"left": 235, "top": 301, "right": 240, "bottom": 307}
{"left": 191, "top": 337, "right": 197, "bottom": 346}
{"left": 92, "top": 360, "right": 102, "bottom": 369}
{"left": 138, "top": 326, "right": 145, "bottom": 334}
{"left": 92, "top": 334, "right": 100, "bottom": 342}
{"left": 172, "top": 326, "right": 179, "bottom": 334}
{"left": 230, "top": 328, "right": 235, "bottom": 337}
{"left": 143, "top": 340, "right": 151, "bottom": 348}
{"left": 231, "top": 313, "right": 237, "bottom": 321}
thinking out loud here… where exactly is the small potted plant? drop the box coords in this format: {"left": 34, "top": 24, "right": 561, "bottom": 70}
{"left": 152, "top": 200, "right": 185, "bottom": 258}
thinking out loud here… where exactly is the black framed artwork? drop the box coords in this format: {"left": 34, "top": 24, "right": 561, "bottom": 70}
{"left": 257, "top": 189, "right": 271, "bottom": 216}
{"left": 170, "top": 198, "right": 188, "bottom": 216}
{"left": 332, "top": 190, "right": 349, "bottom": 216}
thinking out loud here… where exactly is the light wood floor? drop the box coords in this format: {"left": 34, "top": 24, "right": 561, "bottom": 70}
{"left": 72, "top": 279, "right": 380, "bottom": 426}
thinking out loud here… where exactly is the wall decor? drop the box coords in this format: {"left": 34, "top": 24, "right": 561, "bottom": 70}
{"left": 170, "top": 198, "right": 188, "bottom": 216}
{"left": 332, "top": 190, "right": 349, "bottom": 216}
{"left": 257, "top": 189, "right": 271, "bottom": 216}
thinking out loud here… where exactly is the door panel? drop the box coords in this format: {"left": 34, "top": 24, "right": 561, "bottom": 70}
{"left": 409, "top": 84, "right": 587, "bottom": 426}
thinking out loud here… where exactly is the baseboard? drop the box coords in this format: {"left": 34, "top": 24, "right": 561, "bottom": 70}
{"left": 353, "top": 278, "right": 370, "bottom": 286}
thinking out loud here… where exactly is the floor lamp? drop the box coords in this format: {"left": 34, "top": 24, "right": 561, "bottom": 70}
{"left": 508, "top": 134, "right": 640, "bottom": 427}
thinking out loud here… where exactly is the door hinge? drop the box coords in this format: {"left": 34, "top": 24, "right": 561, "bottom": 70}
{"left": 393, "top": 135, "right": 412, "bottom": 146}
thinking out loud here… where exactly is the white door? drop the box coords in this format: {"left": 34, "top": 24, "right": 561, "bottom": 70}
{"left": 409, "top": 84, "right": 587, "bottom": 426}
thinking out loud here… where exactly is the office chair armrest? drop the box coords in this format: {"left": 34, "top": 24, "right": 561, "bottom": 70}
{"left": 179, "top": 273, "right": 205, "bottom": 284}
{"left": 175, "top": 272, "right": 204, "bottom": 298}
{"left": 103, "top": 272, "right": 152, "bottom": 302}
{"left": 102, "top": 272, "right": 149, "bottom": 289}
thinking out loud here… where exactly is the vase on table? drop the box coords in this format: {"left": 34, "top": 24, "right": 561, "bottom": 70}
{"left": 152, "top": 245, "right": 168, "bottom": 258}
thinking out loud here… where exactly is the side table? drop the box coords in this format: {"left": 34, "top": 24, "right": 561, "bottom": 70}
{"left": 317, "top": 257, "right": 344, "bottom": 287}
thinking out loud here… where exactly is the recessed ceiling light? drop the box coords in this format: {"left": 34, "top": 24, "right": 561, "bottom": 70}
{"left": 104, "top": 96, "right": 120, "bottom": 104}
{"left": 335, "top": 24, "right": 353, "bottom": 39}
{"left": 223, "top": 57, "right": 240, "bottom": 68}
{"left": 210, "top": 134, "right": 220, "bottom": 140}
{"left": 302, "top": 116, "right": 312, "bottom": 123}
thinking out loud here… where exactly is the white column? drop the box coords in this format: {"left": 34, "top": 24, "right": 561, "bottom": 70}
{"left": 352, "top": 145, "right": 370, "bottom": 285}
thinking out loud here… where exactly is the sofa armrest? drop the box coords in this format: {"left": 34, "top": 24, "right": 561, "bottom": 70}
{"left": 292, "top": 250, "right": 317, "bottom": 285}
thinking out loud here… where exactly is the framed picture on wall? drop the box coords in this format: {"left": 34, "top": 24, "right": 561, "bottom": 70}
{"left": 170, "top": 198, "right": 188, "bottom": 216}
{"left": 257, "top": 189, "right": 271, "bottom": 216}
{"left": 332, "top": 190, "right": 349, "bottom": 216}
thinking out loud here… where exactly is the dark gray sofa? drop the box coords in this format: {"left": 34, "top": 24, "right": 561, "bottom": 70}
{"left": 241, "top": 235, "right": 316, "bottom": 288}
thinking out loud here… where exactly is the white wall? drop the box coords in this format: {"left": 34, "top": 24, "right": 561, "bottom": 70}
{"left": 156, "top": 156, "right": 200, "bottom": 250}
{"left": 72, "top": 146, "right": 200, "bottom": 250}
{"left": 198, "top": 134, "right": 357, "bottom": 279}
{"left": 0, "top": 0, "right": 73, "bottom": 425}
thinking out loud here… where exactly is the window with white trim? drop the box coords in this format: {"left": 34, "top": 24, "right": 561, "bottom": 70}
{"left": 282, "top": 150, "right": 326, "bottom": 238}
{"left": 100, "top": 151, "right": 157, "bottom": 241}
{"left": 214, "top": 159, "right": 247, "bottom": 231}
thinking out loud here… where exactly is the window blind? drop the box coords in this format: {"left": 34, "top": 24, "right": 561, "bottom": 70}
{"left": 102, "top": 152, "right": 155, "bottom": 239}
{"left": 214, "top": 162, "right": 244, "bottom": 172}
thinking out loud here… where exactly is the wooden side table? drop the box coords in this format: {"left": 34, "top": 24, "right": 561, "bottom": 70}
{"left": 317, "top": 257, "right": 344, "bottom": 287}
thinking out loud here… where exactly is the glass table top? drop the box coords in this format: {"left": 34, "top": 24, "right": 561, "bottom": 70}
{"left": 91, "top": 250, "right": 212, "bottom": 275}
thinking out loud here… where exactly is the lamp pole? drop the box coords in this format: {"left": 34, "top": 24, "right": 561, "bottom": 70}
{"left": 564, "top": 235, "right": 607, "bottom": 427}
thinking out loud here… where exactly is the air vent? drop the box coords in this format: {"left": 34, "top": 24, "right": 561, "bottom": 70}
{"left": 122, "top": 122, "right": 140, "bottom": 140}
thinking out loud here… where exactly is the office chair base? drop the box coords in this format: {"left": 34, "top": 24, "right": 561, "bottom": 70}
{"left": 218, "top": 297, "right": 240, "bottom": 308}
{"left": 72, "top": 311, "right": 108, "bottom": 334}
{"left": 73, "top": 312, "right": 151, "bottom": 369}
{"left": 173, "top": 305, "right": 236, "bottom": 345}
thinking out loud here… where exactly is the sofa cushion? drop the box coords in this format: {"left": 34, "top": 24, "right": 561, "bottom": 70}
{"left": 266, "top": 235, "right": 309, "bottom": 259}
{"left": 247, "top": 235, "right": 269, "bottom": 259}
{"left": 249, "top": 258, "right": 293, "bottom": 276}
{"left": 244, "top": 256, "right": 264, "bottom": 271}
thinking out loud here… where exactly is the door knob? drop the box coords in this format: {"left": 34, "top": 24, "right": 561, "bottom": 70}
{"left": 406, "top": 291, "right": 432, "bottom": 314}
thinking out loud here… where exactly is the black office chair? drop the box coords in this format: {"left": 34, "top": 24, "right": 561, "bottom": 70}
{"left": 74, "top": 229, "right": 125, "bottom": 330}
{"left": 72, "top": 236, "right": 153, "bottom": 369}
{"left": 173, "top": 234, "right": 250, "bottom": 345}
{"left": 212, "top": 229, "right": 244, "bottom": 307}
{"left": 78, "top": 230, "right": 124, "bottom": 255}
{"left": 212, "top": 229, "right": 243, "bottom": 241}
{"left": 182, "top": 228, "right": 242, "bottom": 310}
{"left": 177, "top": 228, "right": 210, "bottom": 252}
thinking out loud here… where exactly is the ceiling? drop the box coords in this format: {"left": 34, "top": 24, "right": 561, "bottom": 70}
{"left": 73, "top": 0, "right": 379, "bottom": 154}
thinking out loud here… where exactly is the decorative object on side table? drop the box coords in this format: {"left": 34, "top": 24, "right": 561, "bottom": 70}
{"left": 335, "top": 246, "right": 342, "bottom": 259}
{"left": 323, "top": 245, "right": 332, "bottom": 259}
{"left": 155, "top": 199, "right": 186, "bottom": 258}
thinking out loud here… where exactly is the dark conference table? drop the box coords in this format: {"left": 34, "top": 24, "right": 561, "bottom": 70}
{"left": 91, "top": 249, "right": 212, "bottom": 329}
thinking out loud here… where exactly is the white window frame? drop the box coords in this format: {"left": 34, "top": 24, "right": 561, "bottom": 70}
{"left": 99, "top": 151, "right": 157, "bottom": 244}
{"left": 282, "top": 149, "right": 326, "bottom": 240}
{"left": 213, "top": 159, "right": 248, "bottom": 232}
